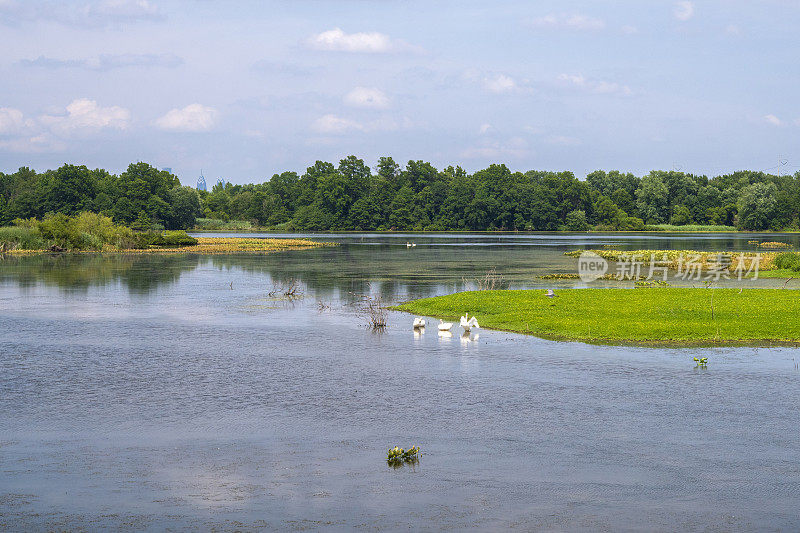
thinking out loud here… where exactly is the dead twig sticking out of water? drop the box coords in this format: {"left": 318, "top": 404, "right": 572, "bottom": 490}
{"left": 463, "top": 268, "right": 507, "bottom": 291}
{"left": 783, "top": 277, "right": 795, "bottom": 289}
{"left": 364, "top": 294, "right": 388, "bottom": 330}
{"left": 350, "top": 284, "right": 387, "bottom": 330}
{"left": 268, "top": 278, "right": 304, "bottom": 299}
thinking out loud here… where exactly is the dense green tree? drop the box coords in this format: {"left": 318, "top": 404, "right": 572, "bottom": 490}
{"left": 166, "top": 186, "right": 202, "bottom": 229}
{"left": 564, "top": 209, "right": 590, "bottom": 231}
{"left": 635, "top": 172, "right": 669, "bottom": 224}
{"left": 737, "top": 182, "right": 778, "bottom": 230}
{"left": 670, "top": 205, "right": 692, "bottom": 226}
{"left": 4, "top": 157, "right": 800, "bottom": 232}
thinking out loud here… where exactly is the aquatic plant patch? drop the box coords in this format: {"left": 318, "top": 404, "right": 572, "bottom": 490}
{"left": 387, "top": 446, "right": 420, "bottom": 467}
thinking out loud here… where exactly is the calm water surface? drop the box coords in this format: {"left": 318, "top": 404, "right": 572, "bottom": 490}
{"left": 1, "top": 233, "right": 799, "bottom": 531}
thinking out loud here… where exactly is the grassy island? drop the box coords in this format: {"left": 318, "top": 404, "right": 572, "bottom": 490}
{"left": 396, "top": 288, "right": 800, "bottom": 346}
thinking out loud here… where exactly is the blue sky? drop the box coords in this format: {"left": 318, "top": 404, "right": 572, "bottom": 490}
{"left": 1, "top": 0, "right": 798, "bottom": 185}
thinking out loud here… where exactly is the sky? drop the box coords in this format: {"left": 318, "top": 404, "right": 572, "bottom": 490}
{"left": 1, "top": 0, "right": 799, "bottom": 186}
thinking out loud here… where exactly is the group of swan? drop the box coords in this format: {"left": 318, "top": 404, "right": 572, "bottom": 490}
{"left": 406, "top": 242, "right": 417, "bottom": 248}
{"left": 413, "top": 313, "right": 479, "bottom": 333}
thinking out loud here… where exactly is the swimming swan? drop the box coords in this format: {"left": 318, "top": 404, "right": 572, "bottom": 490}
{"left": 413, "top": 317, "right": 426, "bottom": 329}
{"left": 460, "top": 314, "right": 480, "bottom": 332}
{"left": 438, "top": 319, "right": 453, "bottom": 331}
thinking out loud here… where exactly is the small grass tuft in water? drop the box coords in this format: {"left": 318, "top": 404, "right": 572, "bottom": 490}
{"left": 387, "top": 446, "right": 420, "bottom": 467}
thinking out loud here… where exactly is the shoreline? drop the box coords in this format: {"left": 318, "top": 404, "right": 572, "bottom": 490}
{"left": 0, "top": 237, "right": 332, "bottom": 256}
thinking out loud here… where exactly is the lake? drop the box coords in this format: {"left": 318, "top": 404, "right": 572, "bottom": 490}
{"left": 1, "top": 233, "right": 799, "bottom": 531}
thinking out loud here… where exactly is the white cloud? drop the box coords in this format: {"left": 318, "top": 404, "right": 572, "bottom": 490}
{"left": 310, "top": 114, "right": 411, "bottom": 135}
{"left": 1, "top": 0, "right": 163, "bottom": 27}
{"left": 461, "top": 137, "right": 528, "bottom": 159}
{"left": 529, "top": 13, "right": 605, "bottom": 31}
{"left": 484, "top": 74, "right": 517, "bottom": 94}
{"left": 764, "top": 114, "right": 782, "bottom": 126}
{"left": 0, "top": 100, "right": 128, "bottom": 151}
{"left": 155, "top": 104, "right": 217, "bottom": 132}
{"left": 40, "top": 98, "right": 130, "bottom": 135}
{"left": 306, "top": 28, "right": 418, "bottom": 53}
{"left": 674, "top": 1, "right": 694, "bottom": 21}
{"left": 479, "top": 123, "right": 493, "bottom": 135}
{"left": 557, "top": 73, "right": 632, "bottom": 96}
{"left": 21, "top": 53, "right": 183, "bottom": 71}
{"left": 0, "top": 134, "right": 65, "bottom": 153}
{"left": 344, "top": 87, "right": 390, "bottom": 109}
{"left": 0, "top": 107, "right": 25, "bottom": 135}
{"left": 311, "top": 114, "right": 365, "bottom": 134}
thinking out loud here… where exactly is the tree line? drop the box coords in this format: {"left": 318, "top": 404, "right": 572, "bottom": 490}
{"left": 2, "top": 157, "right": 799, "bottom": 231}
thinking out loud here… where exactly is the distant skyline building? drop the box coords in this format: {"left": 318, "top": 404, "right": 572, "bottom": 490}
{"left": 197, "top": 170, "right": 207, "bottom": 191}
{"left": 161, "top": 167, "right": 172, "bottom": 174}
{"left": 216, "top": 178, "right": 227, "bottom": 189}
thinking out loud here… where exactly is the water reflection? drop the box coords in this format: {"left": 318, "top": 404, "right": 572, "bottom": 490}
{"left": 2, "top": 232, "right": 799, "bottom": 298}
{"left": 0, "top": 253, "right": 194, "bottom": 294}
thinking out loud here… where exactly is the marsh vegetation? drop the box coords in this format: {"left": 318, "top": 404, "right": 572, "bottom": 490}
{"left": 396, "top": 288, "right": 800, "bottom": 345}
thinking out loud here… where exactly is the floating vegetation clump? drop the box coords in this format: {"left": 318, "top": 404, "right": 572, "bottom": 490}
{"left": 635, "top": 280, "right": 669, "bottom": 288}
{"left": 693, "top": 357, "right": 708, "bottom": 368}
{"left": 758, "top": 241, "right": 792, "bottom": 249}
{"left": 565, "top": 249, "right": 775, "bottom": 271}
{"left": 539, "top": 273, "right": 640, "bottom": 280}
{"left": 538, "top": 273, "right": 581, "bottom": 280}
{"left": 387, "top": 446, "right": 420, "bottom": 467}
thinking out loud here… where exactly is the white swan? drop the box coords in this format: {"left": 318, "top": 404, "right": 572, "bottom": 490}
{"left": 406, "top": 242, "right": 412, "bottom": 248}
{"left": 546, "top": 289, "right": 555, "bottom": 298}
{"left": 411, "top": 242, "right": 417, "bottom": 247}
{"left": 460, "top": 314, "right": 479, "bottom": 332}
{"left": 413, "top": 317, "right": 426, "bottom": 329}
{"left": 438, "top": 319, "right": 453, "bottom": 331}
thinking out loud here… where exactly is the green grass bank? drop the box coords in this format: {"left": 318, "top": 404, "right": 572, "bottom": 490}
{"left": 395, "top": 288, "right": 800, "bottom": 346}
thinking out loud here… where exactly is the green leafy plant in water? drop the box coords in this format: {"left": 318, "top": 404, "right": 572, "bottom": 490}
{"left": 634, "top": 279, "right": 669, "bottom": 288}
{"left": 387, "top": 445, "right": 420, "bottom": 467}
{"left": 693, "top": 357, "right": 708, "bottom": 368}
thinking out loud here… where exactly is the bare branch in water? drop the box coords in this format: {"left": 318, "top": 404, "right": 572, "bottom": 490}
{"left": 268, "top": 278, "right": 304, "bottom": 299}
{"left": 463, "top": 268, "right": 507, "bottom": 291}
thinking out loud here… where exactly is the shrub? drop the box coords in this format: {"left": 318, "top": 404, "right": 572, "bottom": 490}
{"left": 38, "top": 213, "right": 92, "bottom": 250}
{"left": 773, "top": 252, "right": 800, "bottom": 272}
{"left": 0, "top": 226, "right": 46, "bottom": 250}
{"left": 619, "top": 216, "right": 645, "bottom": 231}
{"left": 162, "top": 230, "right": 198, "bottom": 246}
{"left": 565, "top": 209, "right": 590, "bottom": 231}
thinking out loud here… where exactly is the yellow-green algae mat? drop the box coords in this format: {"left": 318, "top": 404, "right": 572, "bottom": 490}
{"left": 395, "top": 288, "right": 800, "bottom": 346}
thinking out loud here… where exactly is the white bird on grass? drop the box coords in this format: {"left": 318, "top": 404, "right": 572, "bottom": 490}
{"left": 438, "top": 319, "right": 453, "bottom": 331}
{"left": 413, "top": 317, "right": 426, "bottom": 329}
{"left": 546, "top": 289, "right": 555, "bottom": 298}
